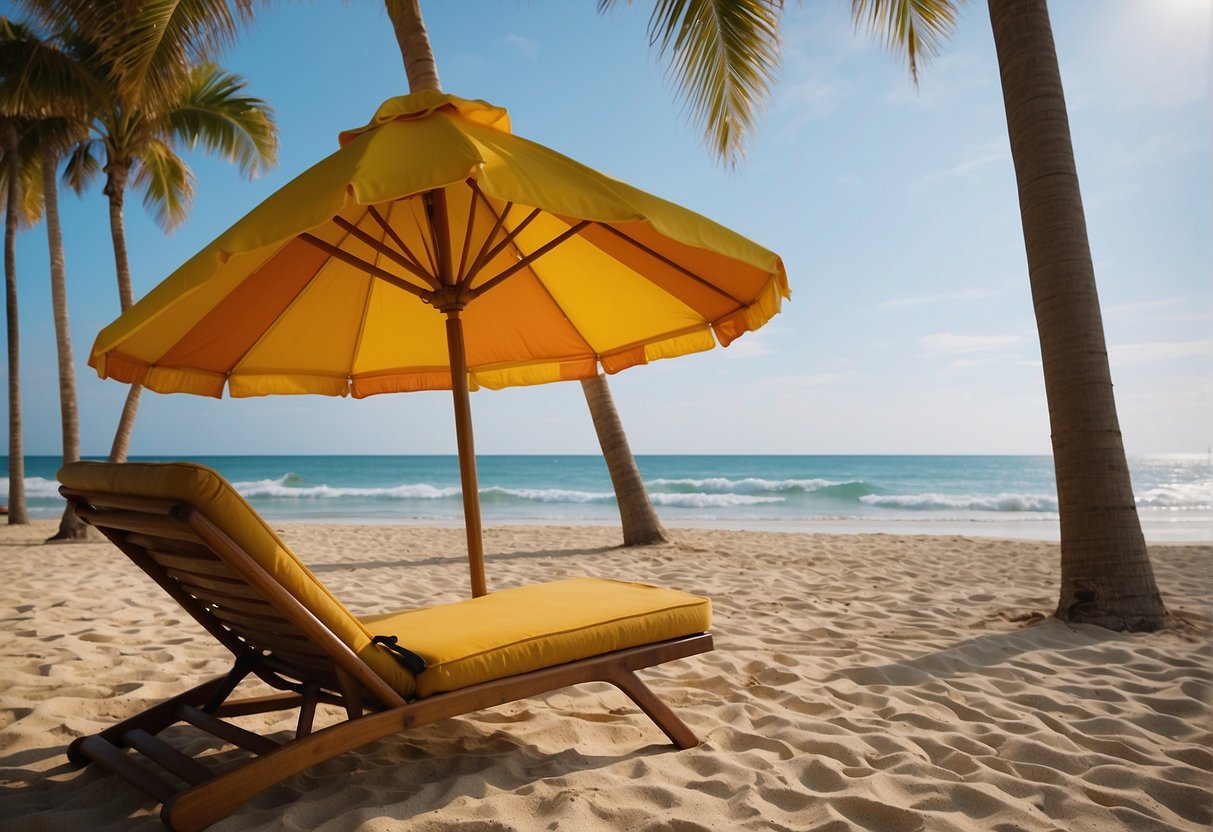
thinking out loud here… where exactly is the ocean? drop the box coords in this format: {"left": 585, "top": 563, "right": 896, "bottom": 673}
{"left": 4, "top": 454, "right": 1210, "bottom": 541}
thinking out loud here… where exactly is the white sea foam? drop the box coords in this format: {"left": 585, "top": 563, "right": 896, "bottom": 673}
{"left": 649, "top": 492, "right": 786, "bottom": 508}
{"left": 1136, "top": 482, "right": 1213, "bottom": 510}
{"left": 859, "top": 492, "right": 1060, "bottom": 512}
{"left": 0, "top": 476, "right": 64, "bottom": 499}
{"left": 232, "top": 476, "right": 460, "bottom": 500}
{"left": 647, "top": 477, "right": 843, "bottom": 493}
{"left": 480, "top": 486, "right": 614, "bottom": 504}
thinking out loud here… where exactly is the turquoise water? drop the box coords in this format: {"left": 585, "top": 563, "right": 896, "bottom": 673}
{"left": 5, "top": 454, "right": 1210, "bottom": 541}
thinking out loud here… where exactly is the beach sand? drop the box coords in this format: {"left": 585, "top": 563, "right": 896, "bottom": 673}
{"left": 1, "top": 520, "right": 1209, "bottom": 831}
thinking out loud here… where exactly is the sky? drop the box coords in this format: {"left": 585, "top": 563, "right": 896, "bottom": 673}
{"left": 3, "top": 0, "right": 1210, "bottom": 457}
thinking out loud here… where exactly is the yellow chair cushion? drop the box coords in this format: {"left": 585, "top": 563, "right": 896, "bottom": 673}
{"left": 57, "top": 461, "right": 418, "bottom": 698}
{"left": 362, "top": 577, "right": 711, "bottom": 698}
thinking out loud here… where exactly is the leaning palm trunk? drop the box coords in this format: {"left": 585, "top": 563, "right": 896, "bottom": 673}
{"left": 4, "top": 121, "right": 28, "bottom": 524}
{"left": 582, "top": 375, "right": 667, "bottom": 545}
{"left": 41, "top": 142, "right": 89, "bottom": 540}
{"left": 385, "top": 0, "right": 667, "bottom": 546}
{"left": 103, "top": 163, "right": 141, "bottom": 463}
{"left": 988, "top": 0, "right": 1165, "bottom": 630}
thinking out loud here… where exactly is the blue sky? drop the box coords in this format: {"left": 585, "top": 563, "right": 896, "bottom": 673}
{"left": 4, "top": 0, "right": 1210, "bottom": 456}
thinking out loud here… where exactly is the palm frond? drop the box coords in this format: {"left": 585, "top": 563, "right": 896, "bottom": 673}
{"left": 131, "top": 136, "right": 194, "bottom": 230}
{"left": 62, "top": 135, "right": 100, "bottom": 193}
{"left": 0, "top": 124, "right": 46, "bottom": 226}
{"left": 0, "top": 15, "right": 105, "bottom": 119}
{"left": 601, "top": 0, "right": 783, "bottom": 165}
{"left": 166, "top": 63, "right": 277, "bottom": 178}
{"left": 111, "top": 0, "right": 257, "bottom": 107}
{"left": 851, "top": 0, "right": 959, "bottom": 82}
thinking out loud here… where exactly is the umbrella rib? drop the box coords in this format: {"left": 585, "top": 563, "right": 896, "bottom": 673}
{"left": 593, "top": 223, "right": 747, "bottom": 307}
{"left": 299, "top": 233, "right": 434, "bottom": 302}
{"left": 601, "top": 322, "right": 714, "bottom": 358}
{"left": 515, "top": 261, "right": 600, "bottom": 362}
{"left": 366, "top": 204, "right": 434, "bottom": 283}
{"left": 224, "top": 238, "right": 339, "bottom": 388}
{"left": 468, "top": 207, "right": 542, "bottom": 286}
{"left": 423, "top": 191, "right": 451, "bottom": 284}
{"left": 402, "top": 198, "right": 439, "bottom": 276}
{"left": 471, "top": 221, "right": 591, "bottom": 300}
{"left": 462, "top": 194, "right": 513, "bottom": 287}
{"left": 332, "top": 216, "right": 441, "bottom": 291}
{"left": 454, "top": 179, "right": 480, "bottom": 285}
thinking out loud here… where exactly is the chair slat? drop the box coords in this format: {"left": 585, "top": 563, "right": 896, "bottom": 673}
{"left": 199, "top": 595, "right": 283, "bottom": 619}
{"left": 210, "top": 604, "right": 293, "bottom": 631}
{"left": 75, "top": 506, "right": 203, "bottom": 543}
{"left": 211, "top": 607, "right": 309, "bottom": 641}
{"left": 176, "top": 706, "right": 281, "bottom": 755}
{"left": 60, "top": 488, "right": 181, "bottom": 515}
{"left": 122, "top": 729, "right": 213, "bottom": 786}
{"left": 126, "top": 533, "right": 216, "bottom": 558}
{"left": 168, "top": 572, "right": 268, "bottom": 603}
{"left": 74, "top": 736, "right": 178, "bottom": 804}
{"left": 229, "top": 629, "right": 331, "bottom": 663}
{"left": 148, "top": 551, "right": 241, "bottom": 581}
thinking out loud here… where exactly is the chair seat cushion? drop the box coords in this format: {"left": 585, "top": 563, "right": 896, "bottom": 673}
{"left": 361, "top": 577, "right": 711, "bottom": 698}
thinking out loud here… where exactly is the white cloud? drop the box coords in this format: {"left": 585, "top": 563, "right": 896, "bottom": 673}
{"left": 920, "top": 332, "right": 1023, "bottom": 354}
{"left": 777, "top": 78, "right": 844, "bottom": 121}
{"left": 1105, "top": 297, "right": 1179, "bottom": 319}
{"left": 949, "top": 358, "right": 995, "bottom": 369}
{"left": 1110, "top": 338, "right": 1213, "bottom": 366}
{"left": 878, "top": 288, "right": 994, "bottom": 309}
{"left": 920, "top": 150, "right": 1010, "bottom": 182}
{"left": 723, "top": 337, "right": 776, "bottom": 359}
{"left": 750, "top": 371, "right": 860, "bottom": 394}
{"left": 1105, "top": 297, "right": 1212, "bottom": 324}
{"left": 501, "top": 33, "right": 538, "bottom": 61}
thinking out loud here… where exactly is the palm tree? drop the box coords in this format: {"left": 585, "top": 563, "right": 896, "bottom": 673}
{"left": 1, "top": 15, "right": 102, "bottom": 540}
{"left": 79, "top": 60, "right": 277, "bottom": 461}
{"left": 582, "top": 373, "right": 666, "bottom": 545}
{"left": 985, "top": 0, "right": 1163, "bottom": 630}
{"left": 17, "top": 0, "right": 277, "bottom": 463}
{"left": 617, "top": 0, "right": 1164, "bottom": 630}
{"left": 2, "top": 116, "right": 30, "bottom": 524}
{"left": 385, "top": 0, "right": 668, "bottom": 546}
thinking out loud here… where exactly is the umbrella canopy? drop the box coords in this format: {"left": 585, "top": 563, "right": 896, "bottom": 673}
{"left": 88, "top": 91, "right": 790, "bottom": 594}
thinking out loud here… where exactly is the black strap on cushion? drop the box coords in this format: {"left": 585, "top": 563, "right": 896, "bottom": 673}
{"left": 371, "top": 635, "right": 427, "bottom": 675}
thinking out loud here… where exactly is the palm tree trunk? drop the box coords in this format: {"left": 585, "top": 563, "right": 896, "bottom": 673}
{"left": 103, "top": 163, "right": 141, "bottom": 463}
{"left": 987, "top": 0, "right": 1165, "bottom": 631}
{"left": 384, "top": 0, "right": 667, "bottom": 547}
{"left": 386, "top": 0, "right": 442, "bottom": 92}
{"left": 42, "top": 142, "right": 89, "bottom": 541}
{"left": 582, "top": 374, "right": 667, "bottom": 545}
{"left": 4, "top": 121, "right": 28, "bottom": 524}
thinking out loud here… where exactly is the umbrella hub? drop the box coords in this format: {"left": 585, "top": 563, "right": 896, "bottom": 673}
{"left": 430, "top": 284, "right": 471, "bottom": 314}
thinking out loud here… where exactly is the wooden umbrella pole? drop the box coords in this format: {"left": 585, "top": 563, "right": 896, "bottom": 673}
{"left": 445, "top": 311, "right": 487, "bottom": 598}
{"left": 431, "top": 185, "right": 486, "bottom": 597}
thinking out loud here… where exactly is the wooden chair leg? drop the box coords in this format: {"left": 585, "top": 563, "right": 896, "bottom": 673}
{"left": 603, "top": 667, "right": 700, "bottom": 749}
{"left": 68, "top": 676, "right": 229, "bottom": 765}
{"left": 162, "top": 703, "right": 416, "bottom": 832}
{"left": 296, "top": 682, "right": 320, "bottom": 738}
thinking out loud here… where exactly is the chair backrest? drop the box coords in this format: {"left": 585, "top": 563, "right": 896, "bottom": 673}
{"left": 58, "top": 461, "right": 414, "bottom": 705}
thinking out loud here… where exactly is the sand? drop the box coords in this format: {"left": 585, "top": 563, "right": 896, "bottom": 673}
{"left": 0, "top": 520, "right": 1209, "bottom": 831}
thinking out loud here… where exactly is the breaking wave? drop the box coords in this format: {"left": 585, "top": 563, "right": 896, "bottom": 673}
{"left": 649, "top": 493, "right": 786, "bottom": 508}
{"left": 859, "top": 492, "right": 1060, "bottom": 512}
{"left": 233, "top": 476, "right": 460, "bottom": 500}
{"left": 649, "top": 476, "right": 842, "bottom": 493}
{"left": 1135, "top": 482, "right": 1213, "bottom": 510}
{"left": 0, "top": 476, "right": 64, "bottom": 499}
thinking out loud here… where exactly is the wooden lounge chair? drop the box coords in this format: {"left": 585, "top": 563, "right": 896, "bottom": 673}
{"left": 57, "top": 461, "right": 713, "bottom": 831}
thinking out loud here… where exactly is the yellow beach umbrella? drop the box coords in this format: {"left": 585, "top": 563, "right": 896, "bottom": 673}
{"left": 88, "top": 91, "right": 789, "bottom": 597}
